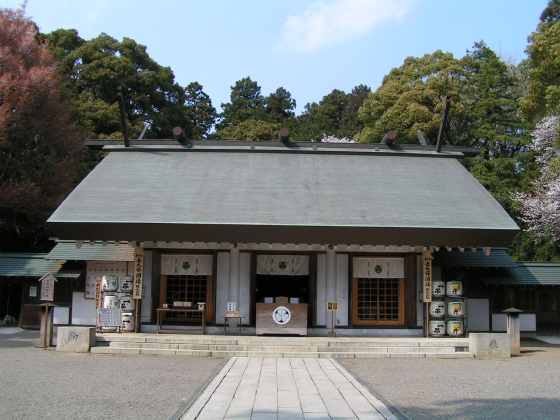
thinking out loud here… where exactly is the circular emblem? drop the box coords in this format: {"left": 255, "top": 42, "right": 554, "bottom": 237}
{"left": 374, "top": 264, "right": 383, "bottom": 274}
{"left": 182, "top": 261, "right": 191, "bottom": 270}
{"left": 278, "top": 261, "right": 288, "bottom": 270}
{"left": 272, "top": 306, "right": 291, "bottom": 325}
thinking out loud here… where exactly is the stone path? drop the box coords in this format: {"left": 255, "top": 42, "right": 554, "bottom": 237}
{"left": 182, "top": 357, "right": 396, "bottom": 420}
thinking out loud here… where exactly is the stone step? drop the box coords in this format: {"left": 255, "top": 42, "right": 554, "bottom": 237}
{"left": 99, "top": 341, "right": 464, "bottom": 354}
{"left": 91, "top": 347, "right": 473, "bottom": 359}
{"left": 90, "top": 346, "right": 472, "bottom": 359}
{"left": 96, "top": 335, "right": 468, "bottom": 347}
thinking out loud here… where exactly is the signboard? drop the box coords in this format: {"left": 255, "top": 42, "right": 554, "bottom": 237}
{"left": 95, "top": 278, "right": 102, "bottom": 309}
{"left": 84, "top": 275, "right": 97, "bottom": 299}
{"left": 422, "top": 250, "right": 433, "bottom": 303}
{"left": 97, "top": 308, "right": 122, "bottom": 328}
{"left": 39, "top": 273, "right": 56, "bottom": 302}
{"left": 327, "top": 302, "right": 339, "bottom": 311}
{"left": 132, "top": 249, "right": 144, "bottom": 300}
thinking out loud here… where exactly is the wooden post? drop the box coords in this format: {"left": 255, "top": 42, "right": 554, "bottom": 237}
{"left": 38, "top": 303, "right": 54, "bottom": 348}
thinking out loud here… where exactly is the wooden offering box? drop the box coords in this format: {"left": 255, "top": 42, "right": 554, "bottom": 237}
{"left": 256, "top": 303, "right": 308, "bottom": 336}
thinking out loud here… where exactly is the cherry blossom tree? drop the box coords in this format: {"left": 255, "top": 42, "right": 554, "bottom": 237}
{"left": 515, "top": 116, "right": 560, "bottom": 239}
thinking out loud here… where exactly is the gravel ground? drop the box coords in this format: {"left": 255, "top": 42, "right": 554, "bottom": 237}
{"left": 341, "top": 340, "right": 560, "bottom": 420}
{"left": 0, "top": 329, "right": 225, "bottom": 420}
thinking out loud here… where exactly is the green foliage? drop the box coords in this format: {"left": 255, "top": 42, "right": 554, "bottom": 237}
{"left": 511, "top": 231, "right": 560, "bottom": 261}
{"left": 265, "top": 87, "right": 296, "bottom": 122}
{"left": 358, "top": 45, "right": 527, "bottom": 156}
{"left": 358, "top": 50, "right": 462, "bottom": 144}
{"left": 292, "top": 85, "right": 370, "bottom": 141}
{"left": 522, "top": 19, "right": 560, "bottom": 120}
{"left": 44, "top": 30, "right": 216, "bottom": 139}
{"left": 218, "top": 119, "right": 280, "bottom": 141}
{"left": 540, "top": 0, "right": 560, "bottom": 24}
{"left": 184, "top": 82, "right": 217, "bottom": 139}
{"left": 218, "top": 77, "right": 267, "bottom": 130}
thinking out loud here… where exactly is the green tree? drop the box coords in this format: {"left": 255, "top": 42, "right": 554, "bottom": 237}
{"left": 218, "top": 119, "right": 280, "bottom": 141}
{"left": 461, "top": 42, "right": 528, "bottom": 157}
{"left": 45, "top": 30, "right": 191, "bottom": 138}
{"left": 218, "top": 77, "right": 266, "bottom": 131}
{"left": 358, "top": 50, "right": 464, "bottom": 144}
{"left": 292, "top": 86, "right": 370, "bottom": 141}
{"left": 265, "top": 87, "right": 296, "bottom": 122}
{"left": 540, "top": 0, "right": 560, "bottom": 24}
{"left": 184, "top": 82, "right": 216, "bottom": 139}
{"left": 522, "top": 10, "right": 560, "bottom": 120}
{"left": 358, "top": 45, "right": 526, "bottom": 156}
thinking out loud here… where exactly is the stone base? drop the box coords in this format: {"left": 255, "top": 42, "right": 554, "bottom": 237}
{"left": 56, "top": 326, "right": 96, "bottom": 353}
{"left": 469, "top": 333, "right": 511, "bottom": 359}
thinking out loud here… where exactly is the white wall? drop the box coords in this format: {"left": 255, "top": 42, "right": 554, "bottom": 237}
{"left": 316, "top": 252, "right": 348, "bottom": 327}
{"left": 215, "top": 251, "right": 251, "bottom": 324}
{"left": 71, "top": 292, "right": 96, "bottom": 325}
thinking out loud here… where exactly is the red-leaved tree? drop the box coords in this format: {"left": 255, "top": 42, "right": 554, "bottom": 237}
{"left": 0, "top": 8, "right": 84, "bottom": 250}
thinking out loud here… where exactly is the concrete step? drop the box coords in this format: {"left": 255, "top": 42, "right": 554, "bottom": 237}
{"left": 90, "top": 346, "right": 473, "bottom": 359}
{"left": 98, "top": 341, "right": 465, "bottom": 354}
{"left": 96, "top": 335, "right": 468, "bottom": 347}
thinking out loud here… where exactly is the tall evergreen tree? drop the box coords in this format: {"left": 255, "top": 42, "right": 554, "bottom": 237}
{"left": 218, "top": 77, "right": 266, "bottom": 131}
{"left": 265, "top": 87, "right": 296, "bottom": 122}
{"left": 184, "top": 82, "right": 216, "bottom": 139}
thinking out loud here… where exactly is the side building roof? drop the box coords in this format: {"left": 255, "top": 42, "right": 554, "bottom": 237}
{"left": 0, "top": 253, "right": 64, "bottom": 278}
{"left": 46, "top": 241, "right": 135, "bottom": 262}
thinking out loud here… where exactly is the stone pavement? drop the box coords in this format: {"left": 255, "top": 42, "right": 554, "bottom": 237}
{"left": 182, "top": 357, "right": 396, "bottom": 420}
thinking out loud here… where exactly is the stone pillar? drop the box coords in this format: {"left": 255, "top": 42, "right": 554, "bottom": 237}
{"left": 504, "top": 307, "right": 522, "bottom": 356}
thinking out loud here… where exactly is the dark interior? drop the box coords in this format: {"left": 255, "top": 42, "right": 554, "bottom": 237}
{"left": 255, "top": 274, "right": 310, "bottom": 303}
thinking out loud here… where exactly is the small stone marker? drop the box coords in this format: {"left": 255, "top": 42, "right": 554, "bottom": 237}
{"left": 56, "top": 326, "right": 96, "bottom": 353}
{"left": 469, "top": 333, "right": 511, "bottom": 359}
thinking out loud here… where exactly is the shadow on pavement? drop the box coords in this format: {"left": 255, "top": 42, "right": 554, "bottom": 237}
{"left": 0, "top": 328, "right": 39, "bottom": 349}
{"left": 399, "top": 398, "right": 560, "bottom": 420}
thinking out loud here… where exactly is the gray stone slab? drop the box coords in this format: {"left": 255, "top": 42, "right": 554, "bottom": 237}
{"left": 184, "top": 357, "right": 392, "bottom": 419}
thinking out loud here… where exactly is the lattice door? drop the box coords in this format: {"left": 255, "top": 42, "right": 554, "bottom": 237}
{"left": 352, "top": 277, "right": 404, "bottom": 326}
{"left": 166, "top": 275, "right": 208, "bottom": 323}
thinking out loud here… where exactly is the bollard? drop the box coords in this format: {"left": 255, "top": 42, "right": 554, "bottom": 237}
{"left": 503, "top": 307, "right": 523, "bottom": 356}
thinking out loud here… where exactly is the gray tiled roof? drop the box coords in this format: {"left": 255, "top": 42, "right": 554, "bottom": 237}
{"left": 436, "top": 248, "right": 515, "bottom": 268}
{"left": 0, "top": 253, "right": 64, "bottom": 278}
{"left": 47, "top": 146, "right": 518, "bottom": 246}
{"left": 46, "top": 241, "right": 134, "bottom": 261}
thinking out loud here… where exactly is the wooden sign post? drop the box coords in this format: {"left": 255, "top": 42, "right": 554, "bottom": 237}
{"left": 132, "top": 247, "right": 144, "bottom": 332}
{"left": 422, "top": 250, "right": 433, "bottom": 337}
{"left": 38, "top": 273, "right": 56, "bottom": 347}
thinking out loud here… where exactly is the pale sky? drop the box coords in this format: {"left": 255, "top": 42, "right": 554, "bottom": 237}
{"left": 1, "top": 0, "right": 548, "bottom": 112}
